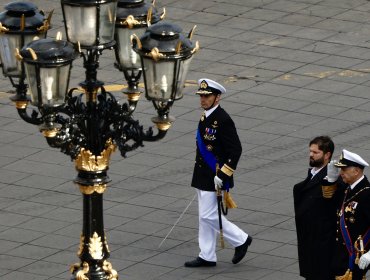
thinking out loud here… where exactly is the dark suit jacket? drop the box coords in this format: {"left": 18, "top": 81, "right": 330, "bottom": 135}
{"left": 191, "top": 106, "right": 242, "bottom": 192}
{"left": 332, "top": 176, "right": 370, "bottom": 280}
{"left": 293, "top": 166, "right": 339, "bottom": 279}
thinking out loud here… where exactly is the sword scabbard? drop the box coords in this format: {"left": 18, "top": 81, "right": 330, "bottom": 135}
{"left": 219, "top": 229, "right": 225, "bottom": 249}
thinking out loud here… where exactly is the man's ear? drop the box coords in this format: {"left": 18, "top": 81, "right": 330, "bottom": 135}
{"left": 324, "top": 152, "right": 332, "bottom": 162}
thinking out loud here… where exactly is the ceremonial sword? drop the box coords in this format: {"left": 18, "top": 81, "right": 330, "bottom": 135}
{"left": 158, "top": 193, "right": 197, "bottom": 249}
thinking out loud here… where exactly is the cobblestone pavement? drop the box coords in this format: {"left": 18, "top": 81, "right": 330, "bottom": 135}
{"left": 2, "top": 0, "right": 370, "bottom": 279}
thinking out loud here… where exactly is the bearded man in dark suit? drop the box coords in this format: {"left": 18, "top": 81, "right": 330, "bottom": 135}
{"left": 293, "top": 136, "right": 338, "bottom": 280}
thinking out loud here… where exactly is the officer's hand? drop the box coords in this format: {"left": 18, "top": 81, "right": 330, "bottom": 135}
{"left": 327, "top": 160, "right": 340, "bottom": 183}
{"left": 359, "top": 251, "right": 370, "bottom": 269}
{"left": 214, "top": 175, "right": 223, "bottom": 190}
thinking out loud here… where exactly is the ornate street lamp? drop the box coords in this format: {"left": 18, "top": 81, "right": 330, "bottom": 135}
{"left": 114, "top": 0, "right": 164, "bottom": 108}
{"left": 0, "top": 1, "right": 51, "bottom": 102}
{"left": 0, "top": 1, "right": 199, "bottom": 279}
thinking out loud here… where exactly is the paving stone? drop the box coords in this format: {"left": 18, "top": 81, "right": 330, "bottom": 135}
{"left": 18, "top": 260, "right": 68, "bottom": 277}
{"left": 208, "top": 3, "right": 253, "bottom": 16}
{"left": 312, "top": 18, "right": 363, "bottom": 32}
{"left": 290, "top": 27, "right": 338, "bottom": 40}
{"left": 208, "top": 265, "right": 273, "bottom": 280}
{"left": 297, "top": 4, "right": 346, "bottom": 17}
{"left": 155, "top": 225, "right": 198, "bottom": 242}
{"left": 240, "top": 7, "right": 288, "bottom": 21}
{"left": 246, "top": 253, "right": 296, "bottom": 270}
{"left": 29, "top": 234, "right": 78, "bottom": 250}
{"left": 7, "top": 244, "right": 59, "bottom": 260}
{"left": 258, "top": 270, "right": 299, "bottom": 280}
{"left": 4, "top": 200, "right": 58, "bottom": 217}
{"left": 0, "top": 271, "right": 49, "bottom": 280}
{"left": 0, "top": 239, "right": 22, "bottom": 254}
{"left": 327, "top": 70, "right": 370, "bottom": 84}
{"left": 269, "top": 243, "right": 298, "bottom": 259}
{"left": 314, "top": 55, "right": 365, "bottom": 69}
{"left": 16, "top": 217, "right": 71, "bottom": 234}
{"left": 42, "top": 250, "right": 77, "bottom": 266}
{"left": 122, "top": 262, "right": 174, "bottom": 279}
{"left": 254, "top": 22, "right": 304, "bottom": 36}
{"left": 239, "top": 211, "right": 291, "bottom": 227}
{"left": 277, "top": 14, "right": 324, "bottom": 28}
{"left": 38, "top": 207, "right": 81, "bottom": 223}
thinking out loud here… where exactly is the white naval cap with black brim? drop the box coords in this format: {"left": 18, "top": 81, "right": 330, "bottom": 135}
{"left": 196, "top": 78, "right": 226, "bottom": 95}
{"left": 335, "top": 149, "right": 369, "bottom": 169}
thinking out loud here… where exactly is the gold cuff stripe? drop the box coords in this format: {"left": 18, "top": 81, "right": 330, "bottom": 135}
{"left": 322, "top": 184, "right": 337, "bottom": 199}
{"left": 221, "top": 164, "right": 234, "bottom": 176}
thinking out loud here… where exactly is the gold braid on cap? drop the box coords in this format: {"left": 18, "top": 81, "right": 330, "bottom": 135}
{"left": 197, "top": 80, "right": 212, "bottom": 94}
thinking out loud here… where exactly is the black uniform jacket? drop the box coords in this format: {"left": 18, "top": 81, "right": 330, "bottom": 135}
{"left": 332, "top": 176, "right": 370, "bottom": 280}
{"left": 191, "top": 106, "right": 242, "bottom": 192}
{"left": 293, "top": 166, "right": 341, "bottom": 280}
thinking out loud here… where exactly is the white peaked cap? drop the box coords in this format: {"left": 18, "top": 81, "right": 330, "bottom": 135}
{"left": 335, "top": 149, "right": 369, "bottom": 169}
{"left": 196, "top": 78, "right": 226, "bottom": 95}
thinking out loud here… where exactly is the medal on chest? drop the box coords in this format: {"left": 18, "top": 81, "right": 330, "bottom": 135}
{"left": 204, "top": 127, "right": 216, "bottom": 141}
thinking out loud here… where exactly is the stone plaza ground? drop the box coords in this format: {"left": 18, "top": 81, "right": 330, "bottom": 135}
{"left": 2, "top": 0, "right": 370, "bottom": 279}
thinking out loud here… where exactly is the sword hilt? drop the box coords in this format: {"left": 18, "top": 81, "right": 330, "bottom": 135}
{"left": 355, "top": 235, "right": 365, "bottom": 264}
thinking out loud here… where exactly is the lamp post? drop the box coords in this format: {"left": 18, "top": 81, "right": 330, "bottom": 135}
{"left": 1, "top": 0, "right": 199, "bottom": 279}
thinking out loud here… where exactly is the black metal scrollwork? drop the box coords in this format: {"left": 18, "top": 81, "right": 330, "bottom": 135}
{"left": 18, "top": 84, "right": 166, "bottom": 161}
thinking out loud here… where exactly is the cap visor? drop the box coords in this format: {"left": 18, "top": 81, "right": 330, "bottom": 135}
{"left": 196, "top": 90, "right": 213, "bottom": 95}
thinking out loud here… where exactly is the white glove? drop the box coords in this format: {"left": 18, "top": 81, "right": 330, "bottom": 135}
{"left": 214, "top": 175, "right": 223, "bottom": 190}
{"left": 327, "top": 159, "right": 340, "bottom": 182}
{"left": 359, "top": 251, "right": 370, "bottom": 269}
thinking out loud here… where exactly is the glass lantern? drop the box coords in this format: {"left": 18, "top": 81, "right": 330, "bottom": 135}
{"left": 0, "top": 1, "right": 49, "bottom": 77}
{"left": 115, "top": 0, "right": 163, "bottom": 71}
{"left": 133, "top": 21, "right": 199, "bottom": 102}
{"left": 20, "top": 38, "right": 78, "bottom": 108}
{"left": 133, "top": 21, "right": 199, "bottom": 130}
{"left": 61, "top": 0, "right": 118, "bottom": 49}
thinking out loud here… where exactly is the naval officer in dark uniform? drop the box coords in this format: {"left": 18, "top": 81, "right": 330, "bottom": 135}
{"left": 331, "top": 149, "right": 370, "bottom": 280}
{"left": 184, "top": 78, "right": 252, "bottom": 268}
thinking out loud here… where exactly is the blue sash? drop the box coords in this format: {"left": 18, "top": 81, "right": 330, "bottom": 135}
{"left": 340, "top": 207, "right": 356, "bottom": 270}
{"left": 196, "top": 128, "right": 230, "bottom": 191}
{"left": 340, "top": 190, "right": 370, "bottom": 270}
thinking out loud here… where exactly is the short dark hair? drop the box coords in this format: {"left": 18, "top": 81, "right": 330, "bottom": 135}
{"left": 309, "top": 136, "right": 335, "bottom": 159}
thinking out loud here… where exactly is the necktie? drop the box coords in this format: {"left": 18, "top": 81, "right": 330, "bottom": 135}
{"left": 307, "top": 169, "right": 313, "bottom": 181}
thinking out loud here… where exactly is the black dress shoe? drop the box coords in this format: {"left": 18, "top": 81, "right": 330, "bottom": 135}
{"left": 184, "top": 257, "right": 216, "bottom": 267}
{"left": 232, "top": 235, "right": 253, "bottom": 264}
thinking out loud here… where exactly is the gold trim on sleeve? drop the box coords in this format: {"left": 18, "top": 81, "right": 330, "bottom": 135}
{"left": 322, "top": 184, "right": 337, "bottom": 199}
{"left": 221, "top": 164, "right": 234, "bottom": 177}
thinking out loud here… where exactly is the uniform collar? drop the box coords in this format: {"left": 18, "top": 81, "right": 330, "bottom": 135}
{"left": 350, "top": 175, "right": 364, "bottom": 190}
{"left": 204, "top": 104, "right": 219, "bottom": 118}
